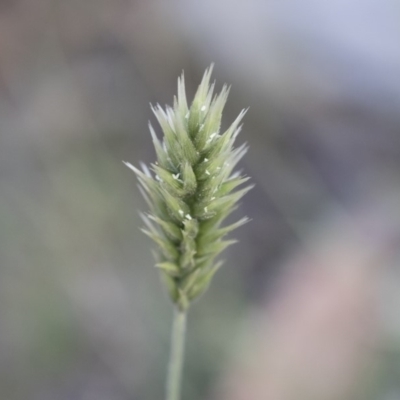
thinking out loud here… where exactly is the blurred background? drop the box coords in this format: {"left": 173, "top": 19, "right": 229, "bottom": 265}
{"left": 1, "top": 0, "right": 400, "bottom": 399}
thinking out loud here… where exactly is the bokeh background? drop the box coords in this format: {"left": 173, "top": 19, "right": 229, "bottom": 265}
{"left": 1, "top": 1, "right": 400, "bottom": 399}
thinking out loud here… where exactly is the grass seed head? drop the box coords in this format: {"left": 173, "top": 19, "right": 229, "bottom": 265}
{"left": 125, "top": 65, "right": 252, "bottom": 310}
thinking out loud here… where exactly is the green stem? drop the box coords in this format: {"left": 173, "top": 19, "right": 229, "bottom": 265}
{"left": 166, "top": 307, "right": 187, "bottom": 400}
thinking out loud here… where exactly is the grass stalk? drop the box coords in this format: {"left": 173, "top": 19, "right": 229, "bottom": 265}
{"left": 166, "top": 308, "right": 187, "bottom": 400}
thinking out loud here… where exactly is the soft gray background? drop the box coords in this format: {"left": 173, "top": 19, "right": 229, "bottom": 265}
{"left": 1, "top": 1, "right": 400, "bottom": 399}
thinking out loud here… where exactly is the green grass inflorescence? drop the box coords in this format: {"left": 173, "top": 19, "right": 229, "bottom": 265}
{"left": 124, "top": 65, "right": 252, "bottom": 312}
